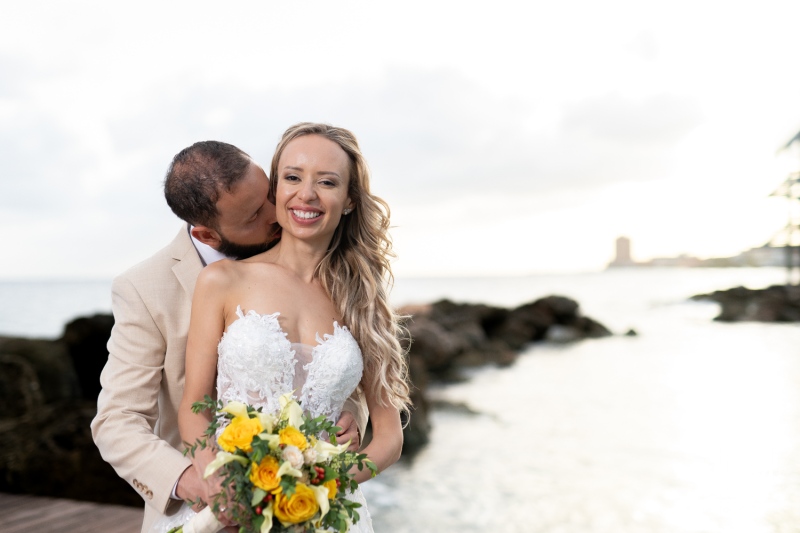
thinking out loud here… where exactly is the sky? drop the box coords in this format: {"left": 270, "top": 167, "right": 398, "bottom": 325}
{"left": 2, "top": 0, "right": 800, "bottom": 278}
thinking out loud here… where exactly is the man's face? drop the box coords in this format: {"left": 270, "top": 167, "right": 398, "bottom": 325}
{"left": 212, "top": 163, "right": 279, "bottom": 260}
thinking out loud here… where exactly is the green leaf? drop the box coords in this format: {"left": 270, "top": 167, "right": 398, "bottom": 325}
{"left": 251, "top": 488, "right": 267, "bottom": 506}
{"left": 280, "top": 475, "right": 297, "bottom": 496}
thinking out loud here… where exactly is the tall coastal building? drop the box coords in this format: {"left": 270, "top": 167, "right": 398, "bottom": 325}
{"left": 608, "top": 236, "right": 636, "bottom": 267}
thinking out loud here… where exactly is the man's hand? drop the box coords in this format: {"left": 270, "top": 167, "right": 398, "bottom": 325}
{"left": 336, "top": 410, "right": 360, "bottom": 451}
{"left": 175, "top": 467, "right": 236, "bottom": 527}
{"left": 176, "top": 466, "right": 211, "bottom": 512}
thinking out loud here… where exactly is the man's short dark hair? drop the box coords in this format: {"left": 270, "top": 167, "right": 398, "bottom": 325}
{"left": 164, "top": 141, "right": 252, "bottom": 227}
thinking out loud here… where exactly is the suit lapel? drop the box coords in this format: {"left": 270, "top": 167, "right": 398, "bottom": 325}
{"left": 169, "top": 225, "right": 203, "bottom": 299}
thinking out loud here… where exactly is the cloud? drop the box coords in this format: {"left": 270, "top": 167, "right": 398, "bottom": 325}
{"left": 562, "top": 93, "right": 702, "bottom": 145}
{"left": 104, "top": 67, "right": 702, "bottom": 210}
{"left": 0, "top": 110, "right": 81, "bottom": 215}
{"left": 0, "top": 61, "right": 708, "bottom": 277}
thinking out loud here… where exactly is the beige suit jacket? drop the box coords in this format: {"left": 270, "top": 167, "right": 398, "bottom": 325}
{"left": 91, "top": 226, "right": 368, "bottom": 533}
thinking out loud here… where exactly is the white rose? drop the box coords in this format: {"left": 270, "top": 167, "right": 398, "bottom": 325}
{"left": 282, "top": 444, "right": 304, "bottom": 469}
{"left": 302, "top": 447, "right": 318, "bottom": 465}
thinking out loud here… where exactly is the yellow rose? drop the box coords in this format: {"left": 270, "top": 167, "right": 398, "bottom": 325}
{"left": 323, "top": 479, "right": 337, "bottom": 500}
{"left": 273, "top": 483, "right": 319, "bottom": 524}
{"left": 217, "top": 416, "right": 263, "bottom": 453}
{"left": 279, "top": 426, "right": 309, "bottom": 451}
{"left": 249, "top": 456, "right": 281, "bottom": 491}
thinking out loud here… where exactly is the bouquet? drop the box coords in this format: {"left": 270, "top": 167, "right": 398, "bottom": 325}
{"left": 171, "top": 393, "right": 376, "bottom": 533}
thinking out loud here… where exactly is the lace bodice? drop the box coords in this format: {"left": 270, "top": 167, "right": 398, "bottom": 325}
{"left": 216, "top": 306, "right": 364, "bottom": 423}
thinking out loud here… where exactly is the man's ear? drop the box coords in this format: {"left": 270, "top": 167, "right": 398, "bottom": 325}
{"left": 190, "top": 225, "right": 222, "bottom": 248}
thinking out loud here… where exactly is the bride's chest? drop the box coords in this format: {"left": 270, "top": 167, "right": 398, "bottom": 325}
{"left": 216, "top": 309, "right": 363, "bottom": 398}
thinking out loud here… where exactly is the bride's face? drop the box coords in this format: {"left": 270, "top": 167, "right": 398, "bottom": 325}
{"left": 274, "top": 134, "right": 354, "bottom": 246}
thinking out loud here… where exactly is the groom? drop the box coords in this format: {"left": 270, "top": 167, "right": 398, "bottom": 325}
{"left": 91, "top": 141, "right": 367, "bottom": 533}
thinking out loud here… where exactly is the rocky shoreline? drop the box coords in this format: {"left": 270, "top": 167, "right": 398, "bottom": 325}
{"left": 691, "top": 284, "right": 800, "bottom": 322}
{"left": 0, "top": 295, "right": 611, "bottom": 506}
{"left": 0, "top": 315, "right": 140, "bottom": 506}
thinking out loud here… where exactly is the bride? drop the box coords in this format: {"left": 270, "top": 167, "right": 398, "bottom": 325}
{"left": 177, "top": 123, "right": 410, "bottom": 532}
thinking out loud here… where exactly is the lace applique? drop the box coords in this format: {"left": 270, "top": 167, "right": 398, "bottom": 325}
{"left": 299, "top": 322, "right": 364, "bottom": 424}
{"left": 215, "top": 307, "right": 363, "bottom": 423}
{"left": 216, "top": 306, "right": 295, "bottom": 416}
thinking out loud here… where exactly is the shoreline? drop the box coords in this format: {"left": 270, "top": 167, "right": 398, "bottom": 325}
{"left": 0, "top": 294, "right": 612, "bottom": 506}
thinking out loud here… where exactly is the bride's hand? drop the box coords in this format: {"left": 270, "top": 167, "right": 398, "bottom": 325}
{"left": 335, "top": 410, "right": 360, "bottom": 451}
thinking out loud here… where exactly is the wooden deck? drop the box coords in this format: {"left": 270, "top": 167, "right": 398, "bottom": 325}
{"left": 0, "top": 493, "right": 143, "bottom": 533}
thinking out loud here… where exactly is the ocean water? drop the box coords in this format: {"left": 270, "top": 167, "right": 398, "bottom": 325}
{"left": 0, "top": 279, "right": 113, "bottom": 338}
{"left": 365, "top": 268, "right": 800, "bottom": 533}
{"left": 2, "top": 268, "right": 799, "bottom": 532}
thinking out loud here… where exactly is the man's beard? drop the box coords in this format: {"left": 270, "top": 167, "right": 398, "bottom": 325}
{"left": 216, "top": 234, "right": 271, "bottom": 260}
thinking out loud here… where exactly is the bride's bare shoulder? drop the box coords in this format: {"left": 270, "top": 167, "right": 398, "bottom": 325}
{"left": 195, "top": 258, "right": 241, "bottom": 290}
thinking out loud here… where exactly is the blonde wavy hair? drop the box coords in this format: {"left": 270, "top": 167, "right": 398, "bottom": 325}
{"left": 269, "top": 123, "right": 411, "bottom": 412}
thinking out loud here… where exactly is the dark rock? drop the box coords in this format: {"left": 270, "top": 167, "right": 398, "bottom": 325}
{"left": 60, "top": 314, "right": 114, "bottom": 400}
{"left": 456, "top": 340, "right": 517, "bottom": 368}
{"left": 530, "top": 295, "right": 580, "bottom": 324}
{"left": 405, "top": 315, "right": 462, "bottom": 373}
{"left": 0, "top": 331, "right": 138, "bottom": 506}
{"left": 624, "top": 328, "right": 638, "bottom": 337}
{"left": 427, "top": 300, "right": 507, "bottom": 333}
{"left": 0, "top": 336, "right": 80, "bottom": 413}
{"left": 401, "top": 353, "right": 431, "bottom": 457}
{"left": 572, "top": 315, "right": 613, "bottom": 338}
{"left": 404, "top": 295, "right": 611, "bottom": 378}
{"left": 0, "top": 400, "right": 140, "bottom": 506}
{"left": 493, "top": 303, "right": 552, "bottom": 349}
{"left": 692, "top": 284, "right": 800, "bottom": 322}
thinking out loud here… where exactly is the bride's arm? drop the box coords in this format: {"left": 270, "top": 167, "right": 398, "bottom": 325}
{"left": 352, "top": 385, "right": 403, "bottom": 483}
{"left": 178, "top": 264, "right": 230, "bottom": 480}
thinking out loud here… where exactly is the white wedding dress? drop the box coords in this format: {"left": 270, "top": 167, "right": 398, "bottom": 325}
{"left": 153, "top": 306, "right": 373, "bottom": 533}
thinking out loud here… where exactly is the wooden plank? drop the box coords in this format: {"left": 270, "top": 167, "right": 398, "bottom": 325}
{"left": 0, "top": 493, "right": 143, "bottom": 533}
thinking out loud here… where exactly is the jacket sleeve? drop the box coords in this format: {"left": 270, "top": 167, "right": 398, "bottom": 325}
{"left": 342, "top": 387, "right": 369, "bottom": 444}
{"left": 91, "top": 274, "right": 191, "bottom": 513}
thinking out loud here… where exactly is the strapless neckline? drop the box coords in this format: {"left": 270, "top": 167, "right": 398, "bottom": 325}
{"left": 229, "top": 305, "right": 348, "bottom": 351}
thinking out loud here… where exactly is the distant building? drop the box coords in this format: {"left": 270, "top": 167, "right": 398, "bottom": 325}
{"left": 607, "top": 236, "right": 637, "bottom": 267}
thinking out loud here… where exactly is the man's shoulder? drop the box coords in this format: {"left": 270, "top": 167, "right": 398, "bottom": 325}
{"left": 114, "top": 226, "right": 195, "bottom": 287}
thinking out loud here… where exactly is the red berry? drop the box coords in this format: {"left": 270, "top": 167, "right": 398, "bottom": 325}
{"left": 255, "top": 506, "right": 262, "bottom": 515}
